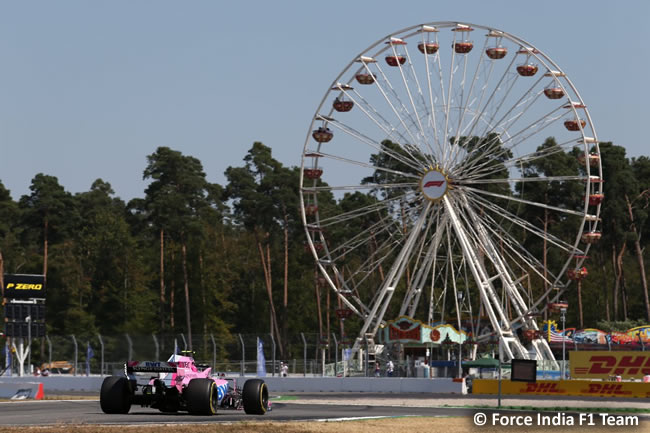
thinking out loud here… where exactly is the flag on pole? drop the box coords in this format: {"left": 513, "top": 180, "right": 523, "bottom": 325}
{"left": 256, "top": 337, "right": 266, "bottom": 377}
{"left": 86, "top": 342, "right": 94, "bottom": 376}
{"left": 3, "top": 344, "right": 11, "bottom": 376}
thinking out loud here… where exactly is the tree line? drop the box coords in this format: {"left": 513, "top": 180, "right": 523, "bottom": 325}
{"left": 0, "top": 139, "right": 649, "bottom": 359}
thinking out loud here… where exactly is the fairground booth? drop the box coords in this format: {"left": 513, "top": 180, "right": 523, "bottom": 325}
{"left": 377, "top": 316, "right": 471, "bottom": 377}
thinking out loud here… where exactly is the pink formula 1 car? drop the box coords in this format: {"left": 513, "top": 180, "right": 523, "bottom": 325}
{"left": 99, "top": 353, "right": 269, "bottom": 416}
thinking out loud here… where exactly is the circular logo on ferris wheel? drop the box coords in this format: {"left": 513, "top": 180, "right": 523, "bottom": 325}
{"left": 420, "top": 169, "right": 449, "bottom": 202}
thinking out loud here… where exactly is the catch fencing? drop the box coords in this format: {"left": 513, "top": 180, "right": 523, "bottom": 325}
{"left": 1, "top": 333, "right": 573, "bottom": 379}
{"left": 1, "top": 332, "right": 356, "bottom": 377}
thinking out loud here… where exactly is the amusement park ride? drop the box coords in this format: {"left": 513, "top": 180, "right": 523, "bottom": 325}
{"left": 299, "top": 22, "right": 603, "bottom": 364}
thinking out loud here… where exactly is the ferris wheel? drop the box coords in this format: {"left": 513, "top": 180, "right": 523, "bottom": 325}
{"left": 299, "top": 22, "right": 602, "bottom": 362}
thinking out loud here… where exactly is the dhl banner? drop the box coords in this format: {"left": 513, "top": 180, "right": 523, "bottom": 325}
{"left": 473, "top": 379, "right": 650, "bottom": 398}
{"left": 570, "top": 351, "right": 650, "bottom": 380}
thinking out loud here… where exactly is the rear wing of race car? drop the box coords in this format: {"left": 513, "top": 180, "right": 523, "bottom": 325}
{"left": 126, "top": 361, "right": 179, "bottom": 373}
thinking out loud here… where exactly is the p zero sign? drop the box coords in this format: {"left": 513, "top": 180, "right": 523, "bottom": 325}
{"left": 3, "top": 274, "right": 46, "bottom": 299}
{"left": 570, "top": 351, "right": 650, "bottom": 380}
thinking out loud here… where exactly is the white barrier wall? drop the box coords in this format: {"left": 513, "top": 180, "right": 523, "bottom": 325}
{"left": 1, "top": 376, "right": 104, "bottom": 392}
{"left": 259, "top": 377, "right": 465, "bottom": 393}
{"left": 0, "top": 376, "right": 465, "bottom": 394}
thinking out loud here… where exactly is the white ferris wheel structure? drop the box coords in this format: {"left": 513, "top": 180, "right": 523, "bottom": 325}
{"left": 299, "top": 22, "right": 602, "bottom": 362}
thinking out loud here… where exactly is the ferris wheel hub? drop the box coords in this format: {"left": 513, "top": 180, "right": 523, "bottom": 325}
{"left": 419, "top": 167, "right": 450, "bottom": 202}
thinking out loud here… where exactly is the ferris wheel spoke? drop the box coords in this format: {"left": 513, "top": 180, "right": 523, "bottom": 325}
{"left": 465, "top": 190, "right": 585, "bottom": 256}
{"left": 486, "top": 74, "right": 545, "bottom": 134}
{"left": 340, "top": 85, "right": 413, "bottom": 147}
{"left": 361, "top": 202, "right": 434, "bottom": 335}
{"left": 324, "top": 213, "right": 407, "bottom": 263}
{"left": 317, "top": 191, "right": 414, "bottom": 227}
{"left": 405, "top": 210, "right": 450, "bottom": 317}
{"left": 460, "top": 51, "right": 519, "bottom": 142}
{"left": 495, "top": 104, "right": 566, "bottom": 152}
{"left": 448, "top": 37, "right": 494, "bottom": 168}
{"left": 303, "top": 182, "right": 418, "bottom": 192}
{"left": 341, "top": 241, "right": 399, "bottom": 298}
{"left": 441, "top": 30, "right": 460, "bottom": 166}
{"left": 443, "top": 195, "right": 516, "bottom": 344}
{"left": 476, "top": 71, "right": 521, "bottom": 140}
{"left": 458, "top": 105, "right": 567, "bottom": 177}
{"left": 461, "top": 137, "right": 579, "bottom": 180}
{"left": 466, "top": 197, "right": 562, "bottom": 283}
{"left": 458, "top": 34, "right": 499, "bottom": 142}
{"left": 398, "top": 205, "right": 445, "bottom": 316}
{"left": 403, "top": 44, "right": 437, "bottom": 134}
{"left": 310, "top": 149, "right": 421, "bottom": 181}
{"left": 324, "top": 198, "right": 424, "bottom": 262}
{"left": 362, "top": 61, "right": 425, "bottom": 152}
{"left": 457, "top": 174, "right": 588, "bottom": 185}
{"left": 339, "top": 86, "right": 429, "bottom": 163}
{"left": 457, "top": 197, "right": 539, "bottom": 330}
{"left": 420, "top": 32, "right": 445, "bottom": 159}
{"left": 458, "top": 185, "right": 585, "bottom": 218}
{"left": 390, "top": 44, "right": 436, "bottom": 160}
{"left": 446, "top": 227, "right": 464, "bottom": 330}
{"left": 317, "top": 116, "right": 427, "bottom": 172}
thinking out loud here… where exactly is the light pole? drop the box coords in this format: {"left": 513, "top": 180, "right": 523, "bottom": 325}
{"left": 456, "top": 291, "right": 463, "bottom": 378}
{"left": 560, "top": 308, "right": 566, "bottom": 380}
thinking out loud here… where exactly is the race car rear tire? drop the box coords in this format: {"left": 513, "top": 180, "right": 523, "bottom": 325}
{"left": 185, "top": 378, "right": 218, "bottom": 415}
{"left": 100, "top": 376, "right": 132, "bottom": 414}
{"left": 242, "top": 379, "right": 268, "bottom": 415}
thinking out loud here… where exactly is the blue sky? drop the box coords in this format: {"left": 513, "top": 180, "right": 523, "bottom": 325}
{"left": 1, "top": 1, "right": 648, "bottom": 200}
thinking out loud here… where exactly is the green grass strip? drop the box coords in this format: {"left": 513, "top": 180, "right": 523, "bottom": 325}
{"left": 270, "top": 395, "right": 299, "bottom": 401}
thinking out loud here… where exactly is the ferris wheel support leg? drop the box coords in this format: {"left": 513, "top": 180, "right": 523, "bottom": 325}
{"left": 443, "top": 195, "right": 521, "bottom": 361}
{"left": 400, "top": 214, "right": 447, "bottom": 318}
{"left": 352, "top": 202, "right": 433, "bottom": 354}
{"left": 460, "top": 196, "right": 557, "bottom": 363}
{"left": 530, "top": 338, "right": 558, "bottom": 368}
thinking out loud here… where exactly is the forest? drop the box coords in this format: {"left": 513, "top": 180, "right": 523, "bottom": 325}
{"left": 1, "top": 139, "right": 650, "bottom": 360}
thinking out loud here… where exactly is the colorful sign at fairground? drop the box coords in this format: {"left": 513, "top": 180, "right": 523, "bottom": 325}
{"left": 378, "top": 316, "right": 467, "bottom": 345}
{"left": 543, "top": 321, "right": 650, "bottom": 346}
{"left": 570, "top": 351, "right": 650, "bottom": 380}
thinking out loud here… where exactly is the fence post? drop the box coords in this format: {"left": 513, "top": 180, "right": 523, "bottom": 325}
{"left": 238, "top": 334, "right": 245, "bottom": 376}
{"left": 152, "top": 334, "right": 159, "bottom": 361}
{"left": 300, "top": 333, "right": 307, "bottom": 377}
{"left": 269, "top": 333, "right": 276, "bottom": 377}
{"left": 638, "top": 333, "right": 646, "bottom": 351}
{"left": 332, "top": 333, "right": 338, "bottom": 377}
{"left": 45, "top": 334, "right": 52, "bottom": 366}
{"left": 179, "top": 334, "right": 187, "bottom": 352}
{"left": 364, "top": 335, "right": 369, "bottom": 377}
{"left": 70, "top": 335, "right": 78, "bottom": 376}
{"left": 210, "top": 334, "right": 216, "bottom": 373}
{"left": 97, "top": 334, "right": 104, "bottom": 377}
{"left": 125, "top": 334, "right": 133, "bottom": 361}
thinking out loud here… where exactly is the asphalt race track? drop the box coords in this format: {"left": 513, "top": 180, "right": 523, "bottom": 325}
{"left": 2, "top": 393, "right": 649, "bottom": 426}
{"left": 0, "top": 399, "right": 477, "bottom": 426}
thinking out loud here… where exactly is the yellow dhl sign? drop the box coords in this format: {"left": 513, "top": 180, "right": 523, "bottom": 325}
{"left": 473, "top": 379, "right": 650, "bottom": 398}
{"left": 570, "top": 351, "right": 650, "bottom": 379}
{"left": 6, "top": 283, "right": 43, "bottom": 290}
